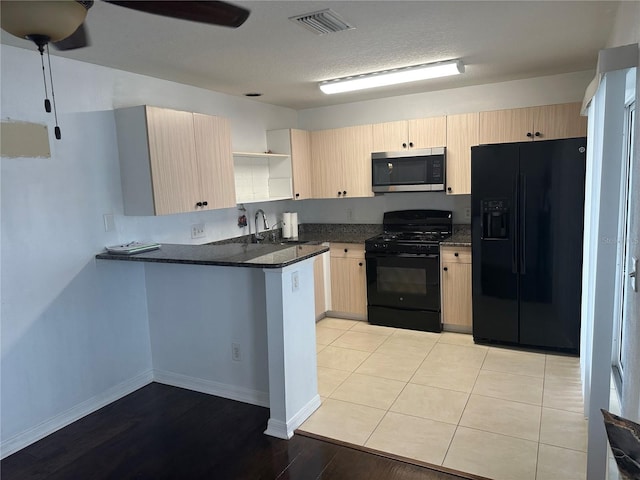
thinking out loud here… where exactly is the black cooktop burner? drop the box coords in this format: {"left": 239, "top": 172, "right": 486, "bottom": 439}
{"left": 365, "top": 209, "right": 453, "bottom": 254}
{"left": 370, "top": 231, "right": 450, "bottom": 244}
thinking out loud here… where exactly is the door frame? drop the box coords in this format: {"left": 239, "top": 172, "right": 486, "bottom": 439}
{"left": 612, "top": 100, "right": 635, "bottom": 389}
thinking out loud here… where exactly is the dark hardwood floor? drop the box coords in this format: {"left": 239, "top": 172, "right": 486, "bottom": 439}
{"left": 2, "top": 383, "right": 482, "bottom": 480}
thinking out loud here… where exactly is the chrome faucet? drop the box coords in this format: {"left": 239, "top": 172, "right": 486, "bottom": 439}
{"left": 254, "top": 209, "right": 270, "bottom": 242}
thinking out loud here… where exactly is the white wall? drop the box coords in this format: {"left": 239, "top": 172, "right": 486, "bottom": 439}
{"left": 145, "top": 263, "right": 270, "bottom": 406}
{"left": 297, "top": 70, "right": 593, "bottom": 130}
{"left": 604, "top": 0, "right": 640, "bottom": 424}
{"left": 0, "top": 44, "right": 296, "bottom": 455}
{"left": 582, "top": 3, "right": 639, "bottom": 478}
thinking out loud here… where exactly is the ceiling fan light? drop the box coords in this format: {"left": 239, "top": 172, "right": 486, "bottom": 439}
{"left": 319, "top": 60, "right": 465, "bottom": 94}
{"left": 1, "top": 1, "right": 88, "bottom": 43}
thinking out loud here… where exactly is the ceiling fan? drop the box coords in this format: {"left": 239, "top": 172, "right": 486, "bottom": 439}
{"left": 1, "top": 1, "right": 250, "bottom": 50}
{"left": 1, "top": 0, "right": 250, "bottom": 139}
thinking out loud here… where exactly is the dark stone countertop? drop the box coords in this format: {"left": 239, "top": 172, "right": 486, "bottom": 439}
{"left": 96, "top": 243, "right": 329, "bottom": 269}
{"left": 441, "top": 232, "right": 472, "bottom": 247}
{"left": 441, "top": 224, "right": 472, "bottom": 247}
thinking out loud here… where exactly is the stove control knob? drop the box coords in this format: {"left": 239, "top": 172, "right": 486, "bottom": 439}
{"left": 399, "top": 297, "right": 404, "bottom": 301}
{"left": 383, "top": 243, "right": 388, "bottom": 249}
{"left": 373, "top": 243, "right": 379, "bottom": 249}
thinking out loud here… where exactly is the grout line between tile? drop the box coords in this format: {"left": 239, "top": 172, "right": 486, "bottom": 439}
{"left": 441, "top": 424, "right": 459, "bottom": 467}
{"left": 469, "top": 392, "right": 545, "bottom": 409}
{"left": 480, "top": 366, "right": 545, "bottom": 379}
{"left": 537, "top": 440, "right": 589, "bottom": 454}
{"left": 534, "top": 354, "right": 548, "bottom": 480}
{"left": 454, "top": 424, "right": 541, "bottom": 444}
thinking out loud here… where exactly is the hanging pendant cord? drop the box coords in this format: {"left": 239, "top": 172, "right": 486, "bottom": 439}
{"left": 45, "top": 43, "right": 61, "bottom": 139}
{"left": 38, "top": 44, "right": 51, "bottom": 113}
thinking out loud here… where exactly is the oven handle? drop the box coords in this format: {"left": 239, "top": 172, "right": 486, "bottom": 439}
{"left": 365, "top": 253, "right": 439, "bottom": 259}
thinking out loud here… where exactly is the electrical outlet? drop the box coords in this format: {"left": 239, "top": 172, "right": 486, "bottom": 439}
{"left": 191, "top": 223, "right": 205, "bottom": 239}
{"left": 464, "top": 207, "right": 471, "bottom": 219}
{"left": 231, "top": 343, "right": 242, "bottom": 361}
{"left": 291, "top": 271, "right": 299, "bottom": 292}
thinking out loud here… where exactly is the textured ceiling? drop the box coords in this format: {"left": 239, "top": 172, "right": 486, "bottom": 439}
{"left": 0, "top": 1, "right": 619, "bottom": 110}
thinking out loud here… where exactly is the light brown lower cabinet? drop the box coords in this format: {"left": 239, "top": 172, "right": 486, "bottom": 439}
{"left": 313, "top": 255, "right": 326, "bottom": 319}
{"left": 329, "top": 243, "right": 367, "bottom": 318}
{"left": 441, "top": 246, "right": 472, "bottom": 331}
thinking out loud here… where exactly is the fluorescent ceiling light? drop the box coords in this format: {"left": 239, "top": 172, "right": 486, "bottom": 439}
{"left": 319, "top": 60, "right": 465, "bottom": 95}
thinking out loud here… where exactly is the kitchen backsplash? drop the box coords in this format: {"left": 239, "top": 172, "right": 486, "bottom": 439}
{"left": 294, "top": 192, "right": 471, "bottom": 225}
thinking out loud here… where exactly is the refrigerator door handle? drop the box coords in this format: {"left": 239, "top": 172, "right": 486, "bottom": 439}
{"left": 520, "top": 175, "right": 527, "bottom": 275}
{"left": 512, "top": 173, "right": 519, "bottom": 274}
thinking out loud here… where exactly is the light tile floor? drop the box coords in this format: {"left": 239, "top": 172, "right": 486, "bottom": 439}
{"left": 301, "top": 317, "right": 588, "bottom": 480}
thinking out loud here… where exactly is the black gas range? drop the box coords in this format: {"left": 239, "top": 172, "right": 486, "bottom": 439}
{"left": 365, "top": 210, "right": 452, "bottom": 333}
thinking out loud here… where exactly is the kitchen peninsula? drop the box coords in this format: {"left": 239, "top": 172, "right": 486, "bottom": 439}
{"left": 97, "top": 242, "right": 329, "bottom": 439}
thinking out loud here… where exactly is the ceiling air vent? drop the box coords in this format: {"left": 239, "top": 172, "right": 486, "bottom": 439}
{"left": 289, "top": 9, "right": 355, "bottom": 35}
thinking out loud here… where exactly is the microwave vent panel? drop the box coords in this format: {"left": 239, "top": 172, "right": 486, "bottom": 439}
{"left": 289, "top": 9, "right": 355, "bottom": 35}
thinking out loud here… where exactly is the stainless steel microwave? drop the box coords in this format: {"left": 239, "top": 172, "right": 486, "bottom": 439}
{"left": 371, "top": 147, "right": 446, "bottom": 193}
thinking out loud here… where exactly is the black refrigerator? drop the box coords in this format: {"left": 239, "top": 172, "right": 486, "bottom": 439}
{"left": 471, "top": 137, "right": 586, "bottom": 353}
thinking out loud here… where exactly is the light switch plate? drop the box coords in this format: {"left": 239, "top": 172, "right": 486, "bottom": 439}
{"left": 103, "top": 214, "right": 115, "bottom": 232}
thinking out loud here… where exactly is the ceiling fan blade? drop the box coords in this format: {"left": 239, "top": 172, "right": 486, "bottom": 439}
{"left": 105, "top": 1, "right": 250, "bottom": 28}
{"left": 53, "top": 23, "right": 90, "bottom": 50}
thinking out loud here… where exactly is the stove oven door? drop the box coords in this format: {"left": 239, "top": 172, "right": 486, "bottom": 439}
{"left": 365, "top": 252, "right": 440, "bottom": 311}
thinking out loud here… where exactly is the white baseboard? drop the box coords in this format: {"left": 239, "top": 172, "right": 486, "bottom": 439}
{"left": 152, "top": 369, "right": 269, "bottom": 408}
{"left": 264, "top": 419, "right": 291, "bottom": 439}
{"left": 0, "top": 370, "right": 153, "bottom": 460}
{"left": 264, "top": 394, "right": 321, "bottom": 439}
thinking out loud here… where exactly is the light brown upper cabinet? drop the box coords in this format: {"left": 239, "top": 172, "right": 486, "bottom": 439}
{"left": 372, "top": 116, "right": 446, "bottom": 152}
{"left": 192, "top": 113, "right": 236, "bottom": 211}
{"left": 311, "top": 125, "right": 374, "bottom": 199}
{"left": 479, "top": 102, "right": 587, "bottom": 144}
{"left": 115, "top": 105, "right": 236, "bottom": 216}
{"left": 267, "top": 128, "right": 312, "bottom": 200}
{"left": 445, "top": 112, "right": 479, "bottom": 195}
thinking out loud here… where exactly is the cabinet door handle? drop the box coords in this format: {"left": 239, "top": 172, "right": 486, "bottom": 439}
{"left": 443, "top": 267, "right": 448, "bottom": 271}
{"left": 202, "top": 201, "right": 208, "bottom": 206}
{"left": 526, "top": 132, "right": 533, "bottom": 138}
{"left": 447, "top": 187, "right": 452, "bottom": 193}
{"left": 534, "top": 131, "right": 541, "bottom": 137}
{"left": 358, "top": 262, "right": 363, "bottom": 267}
{"left": 409, "top": 142, "right": 414, "bottom": 148}
{"left": 196, "top": 202, "right": 203, "bottom": 207}
{"left": 454, "top": 252, "right": 459, "bottom": 257}
{"left": 295, "top": 193, "right": 300, "bottom": 198}
{"left": 343, "top": 190, "right": 347, "bottom": 196}
{"left": 402, "top": 142, "right": 407, "bottom": 148}
{"left": 344, "top": 248, "right": 348, "bottom": 253}
{"left": 337, "top": 191, "right": 342, "bottom": 196}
